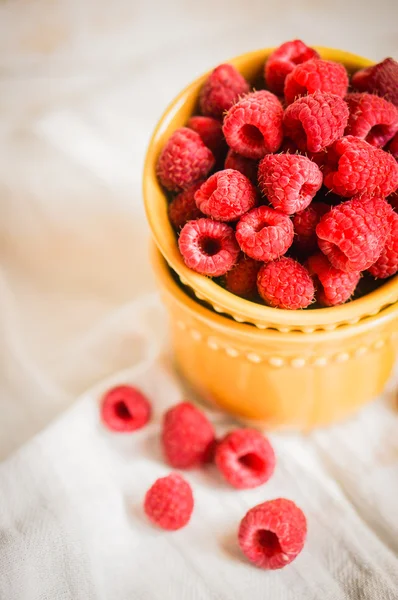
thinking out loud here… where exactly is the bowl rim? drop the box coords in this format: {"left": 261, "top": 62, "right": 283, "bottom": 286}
{"left": 143, "top": 46, "right": 398, "bottom": 332}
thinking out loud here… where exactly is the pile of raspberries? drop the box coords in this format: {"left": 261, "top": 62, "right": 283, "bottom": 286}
{"left": 101, "top": 384, "right": 307, "bottom": 570}
{"left": 156, "top": 40, "right": 398, "bottom": 310}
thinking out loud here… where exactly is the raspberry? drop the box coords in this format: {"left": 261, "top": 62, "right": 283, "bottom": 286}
{"left": 178, "top": 218, "right": 240, "bottom": 277}
{"left": 238, "top": 498, "right": 307, "bottom": 570}
{"left": 387, "top": 132, "right": 398, "bottom": 160}
{"left": 224, "top": 255, "right": 261, "bottom": 298}
{"left": 100, "top": 385, "right": 151, "bottom": 432}
{"left": 284, "top": 59, "right": 349, "bottom": 105}
{"left": 265, "top": 40, "right": 319, "bottom": 95}
{"left": 187, "top": 116, "right": 225, "bottom": 158}
{"left": 236, "top": 206, "right": 294, "bottom": 262}
{"left": 157, "top": 128, "right": 215, "bottom": 191}
{"left": 168, "top": 183, "right": 203, "bottom": 230}
{"left": 199, "top": 63, "right": 250, "bottom": 119}
{"left": 144, "top": 473, "right": 194, "bottom": 531}
{"left": 323, "top": 136, "right": 398, "bottom": 198}
{"left": 283, "top": 91, "right": 349, "bottom": 153}
{"left": 258, "top": 153, "right": 323, "bottom": 214}
{"left": 368, "top": 210, "right": 398, "bottom": 279}
{"left": 162, "top": 402, "right": 215, "bottom": 468}
{"left": 307, "top": 252, "right": 361, "bottom": 306}
{"left": 223, "top": 91, "right": 284, "bottom": 159}
{"left": 292, "top": 202, "right": 330, "bottom": 253}
{"left": 345, "top": 93, "right": 398, "bottom": 147}
{"left": 257, "top": 257, "right": 314, "bottom": 309}
{"left": 352, "top": 58, "right": 398, "bottom": 108}
{"left": 194, "top": 169, "right": 257, "bottom": 222}
{"left": 225, "top": 149, "right": 258, "bottom": 183}
{"left": 215, "top": 429, "right": 276, "bottom": 489}
{"left": 316, "top": 196, "right": 393, "bottom": 272}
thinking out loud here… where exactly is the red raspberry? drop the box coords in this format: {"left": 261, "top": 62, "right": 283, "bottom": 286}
{"left": 265, "top": 40, "right": 319, "bottom": 95}
{"left": 224, "top": 255, "right": 261, "bottom": 298}
{"left": 144, "top": 473, "right": 194, "bottom": 531}
{"left": 101, "top": 385, "right": 151, "bottom": 432}
{"left": 157, "top": 127, "right": 215, "bottom": 191}
{"left": 387, "top": 132, "right": 398, "bottom": 160}
{"left": 178, "top": 218, "right": 240, "bottom": 277}
{"left": 280, "top": 138, "right": 328, "bottom": 168}
{"left": 199, "top": 63, "right": 250, "bottom": 119}
{"left": 345, "top": 93, "right": 398, "bottom": 147}
{"left": 194, "top": 169, "right": 257, "bottom": 222}
{"left": 316, "top": 196, "right": 393, "bottom": 272}
{"left": 187, "top": 116, "right": 225, "bottom": 158}
{"left": 223, "top": 91, "right": 284, "bottom": 159}
{"left": 284, "top": 58, "right": 349, "bottom": 105}
{"left": 307, "top": 252, "right": 361, "bottom": 306}
{"left": 368, "top": 210, "right": 398, "bottom": 279}
{"left": 215, "top": 429, "right": 276, "bottom": 489}
{"left": 283, "top": 91, "right": 349, "bottom": 153}
{"left": 168, "top": 183, "right": 203, "bottom": 230}
{"left": 162, "top": 402, "right": 215, "bottom": 468}
{"left": 352, "top": 58, "right": 398, "bottom": 108}
{"left": 257, "top": 257, "right": 314, "bottom": 309}
{"left": 323, "top": 136, "right": 398, "bottom": 198}
{"left": 236, "top": 206, "right": 294, "bottom": 262}
{"left": 225, "top": 149, "right": 258, "bottom": 184}
{"left": 258, "top": 153, "right": 323, "bottom": 214}
{"left": 292, "top": 202, "right": 330, "bottom": 253}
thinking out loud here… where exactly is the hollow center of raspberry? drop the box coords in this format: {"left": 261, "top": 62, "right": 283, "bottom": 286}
{"left": 114, "top": 401, "right": 132, "bottom": 421}
{"left": 238, "top": 452, "right": 265, "bottom": 473}
{"left": 200, "top": 236, "right": 221, "bottom": 256}
{"left": 240, "top": 124, "right": 264, "bottom": 148}
{"left": 367, "top": 124, "right": 392, "bottom": 145}
{"left": 257, "top": 529, "right": 282, "bottom": 558}
{"left": 300, "top": 183, "right": 313, "bottom": 198}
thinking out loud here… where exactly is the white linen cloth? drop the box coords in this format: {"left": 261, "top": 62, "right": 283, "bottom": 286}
{"left": 0, "top": 1, "right": 398, "bottom": 598}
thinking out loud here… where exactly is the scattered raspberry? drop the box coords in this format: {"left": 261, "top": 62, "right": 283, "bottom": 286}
{"left": 345, "top": 93, "right": 398, "bottom": 147}
{"left": 306, "top": 252, "right": 361, "bottom": 306}
{"left": 144, "top": 473, "right": 194, "bottom": 531}
{"left": 238, "top": 498, "right": 307, "bottom": 570}
{"left": 323, "top": 136, "right": 398, "bottom": 198}
{"left": 258, "top": 153, "right": 322, "bottom": 214}
{"left": 265, "top": 40, "right": 319, "bottom": 95}
{"left": 178, "top": 218, "right": 240, "bottom": 276}
{"left": 168, "top": 183, "right": 203, "bottom": 229}
{"left": 257, "top": 257, "right": 314, "bottom": 309}
{"left": 368, "top": 210, "right": 398, "bottom": 279}
{"left": 387, "top": 132, "right": 398, "bottom": 160}
{"left": 316, "top": 196, "right": 393, "bottom": 272}
{"left": 284, "top": 58, "right": 349, "bottom": 104}
{"left": 283, "top": 91, "right": 349, "bottom": 153}
{"left": 225, "top": 149, "right": 258, "bottom": 183}
{"left": 194, "top": 169, "right": 257, "bottom": 221}
{"left": 223, "top": 91, "right": 284, "bottom": 159}
{"left": 199, "top": 63, "right": 250, "bottom": 119}
{"left": 236, "top": 206, "right": 294, "bottom": 262}
{"left": 292, "top": 202, "right": 330, "bottom": 253}
{"left": 215, "top": 429, "right": 276, "bottom": 489}
{"left": 101, "top": 385, "right": 151, "bottom": 432}
{"left": 187, "top": 116, "right": 226, "bottom": 158}
{"left": 224, "top": 255, "right": 261, "bottom": 298}
{"left": 157, "top": 127, "right": 215, "bottom": 191}
{"left": 162, "top": 402, "right": 215, "bottom": 468}
{"left": 352, "top": 58, "right": 398, "bottom": 107}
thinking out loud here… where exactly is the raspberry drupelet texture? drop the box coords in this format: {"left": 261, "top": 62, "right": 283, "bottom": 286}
{"left": 316, "top": 196, "right": 393, "bottom": 272}
{"left": 323, "top": 136, "right": 398, "bottom": 198}
{"left": 284, "top": 58, "right": 349, "bottom": 105}
{"left": 352, "top": 58, "right": 398, "bottom": 108}
{"left": 168, "top": 183, "right": 203, "bottom": 230}
{"left": 283, "top": 91, "right": 349, "bottom": 153}
{"left": 194, "top": 169, "right": 257, "bottom": 221}
{"left": 144, "top": 473, "right": 194, "bottom": 531}
{"left": 199, "top": 63, "right": 250, "bottom": 119}
{"left": 225, "top": 149, "right": 258, "bottom": 184}
{"left": 368, "top": 210, "right": 398, "bottom": 278}
{"left": 345, "top": 93, "right": 398, "bottom": 147}
{"left": 187, "top": 116, "right": 226, "bottom": 158}
{"left": 101, "top": 385, "right": 151, "bottom": 432}
{"left": 224, "top": 255, "right": 261, "bottom": 298}
{"left": 292, "top": 202, "right": 330, "bottom": 253}
{"left": 223, "top": 91, "right": 284, "bottom": 159}
{"left": 306, "top": 252, "right": 361, "bottom": 306}
{"left": 258, "top": 153, "right": 323, "bottom": 214}
{"left": 236, "top": 206, "right": 294, "bottom": 262}
{"left": 178, "top": 218, "right": 240, "bottom": 276}
{"left": 238, "top": 498, "right": 307, "bottom": 570}
{"left": 257, "top": 257, "right": 314, "bottom": 309}
{"left": 162, "top": 402, "right": 215, "bottom": 468}
{"left": 387, "top": 132, "right": 398, "bottom": 161}
{"left": 157, "top": 128, "right": 215, "bottom": 191}
{"left": 265, "top": 40, "right": 320, "bottom": 95}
